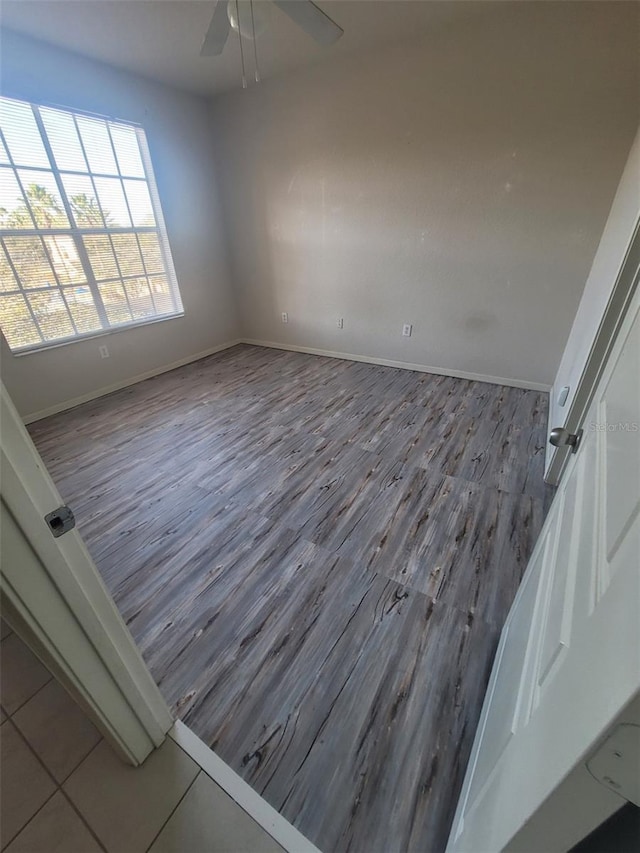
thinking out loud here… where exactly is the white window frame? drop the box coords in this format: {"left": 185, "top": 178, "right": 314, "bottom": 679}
{"left": 0, "top": 97, "right": 184, "bottom": 355}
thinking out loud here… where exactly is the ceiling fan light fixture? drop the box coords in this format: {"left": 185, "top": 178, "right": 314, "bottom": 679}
{"left": 199, "top": 0, "right": 344, "bottom": 74}
{"left": 227, "top": 0, "right": 271, "bottom": 40}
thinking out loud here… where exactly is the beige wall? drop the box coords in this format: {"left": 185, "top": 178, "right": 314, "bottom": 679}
{"left": 210, "top": 1, "right": 640, "bottom": 388}
{"left": 0, "top": 30, "right": 239, "bottom": 418}
{"left": 2, "top": 3, "right": 639, "bottom": 416}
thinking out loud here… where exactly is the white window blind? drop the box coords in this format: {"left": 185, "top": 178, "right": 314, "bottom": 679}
{"left": 0, "top": 96, "right": 183, "bottom": 353}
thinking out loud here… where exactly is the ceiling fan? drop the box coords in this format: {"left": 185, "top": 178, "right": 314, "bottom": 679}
{"left": 200, "top": 0, "right": 344, "bottom": 57}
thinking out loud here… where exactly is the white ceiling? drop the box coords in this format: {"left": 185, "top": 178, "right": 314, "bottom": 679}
{"left": 0, "top": 0, "right": 492, "bottom": 98}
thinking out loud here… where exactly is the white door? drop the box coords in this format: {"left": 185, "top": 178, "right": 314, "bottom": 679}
{"left": 1, "top": 382, "right": 174, "bottom": 764}
{"left": 447, "top": 284, "right": 640, "bottom": 852}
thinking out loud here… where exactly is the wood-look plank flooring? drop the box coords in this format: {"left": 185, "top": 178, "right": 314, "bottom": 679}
{"left": 29, "top": 344, "right": 554, "bottom": 853}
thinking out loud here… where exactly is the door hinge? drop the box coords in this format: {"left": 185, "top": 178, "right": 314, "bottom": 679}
{"left": 587, "top": 723, "right": 640, "bottom": 806}
{"left": 44, "top": 506, "right": 76, "bottom": 538}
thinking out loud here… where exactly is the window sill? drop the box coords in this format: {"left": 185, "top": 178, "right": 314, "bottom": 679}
{"left": 10, "top": 311, "right": 185, "bottom": 357}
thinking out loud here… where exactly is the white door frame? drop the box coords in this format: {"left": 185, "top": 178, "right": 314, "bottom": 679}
{"left": 0, "top": 382, "right": 173, "bottom": 765}
{"left": 545, "top": 219, "right": 640, "bottom": 486}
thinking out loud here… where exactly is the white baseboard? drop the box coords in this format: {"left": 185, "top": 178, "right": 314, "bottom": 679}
{"left": 23, "top": 340, "right": 242, "bottom": 424}
{"left": 23, "top": 336, "right": 549, "bottom": 424}
{"left": 170, "top": 721, "right": 320, "bottom": 853}
{"left": 240, "top": 338, "right": 551, "bottom": 392}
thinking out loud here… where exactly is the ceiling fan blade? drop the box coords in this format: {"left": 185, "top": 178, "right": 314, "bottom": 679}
{"left": 273, "top": 1, "right": 343, "bottom": 46}
{"left": 200, "top": 0, "right": 230, "bottom": 56}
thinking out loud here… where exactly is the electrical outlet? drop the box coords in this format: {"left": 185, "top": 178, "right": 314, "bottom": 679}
{"left": 337, "top": 318, "right": 344, "bottom": 329}
{"left": 281, "top": 312, "right": 288, "bottom": 324}
{"left": 99, "top": 345, "right": 109, "bottom": 358}
{"left": 402, "top": 324, "right": 412, "bottom": 337}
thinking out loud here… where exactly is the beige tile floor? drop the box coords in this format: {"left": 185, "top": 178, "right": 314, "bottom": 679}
{"left": 0, "top": 623, "right": 287, "bottom": 852}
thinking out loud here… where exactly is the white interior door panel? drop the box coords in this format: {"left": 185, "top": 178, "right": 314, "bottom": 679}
{"left": 447, "top": 287, "right": 640, "bottom": 852}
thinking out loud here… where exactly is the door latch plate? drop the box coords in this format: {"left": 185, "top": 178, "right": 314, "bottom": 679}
{"left": 44, "top": 506, "right": 76, "bottom": 538}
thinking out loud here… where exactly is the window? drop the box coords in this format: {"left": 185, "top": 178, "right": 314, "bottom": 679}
{"left": 0, "top": 96, "right": 183, "bottom": 353}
